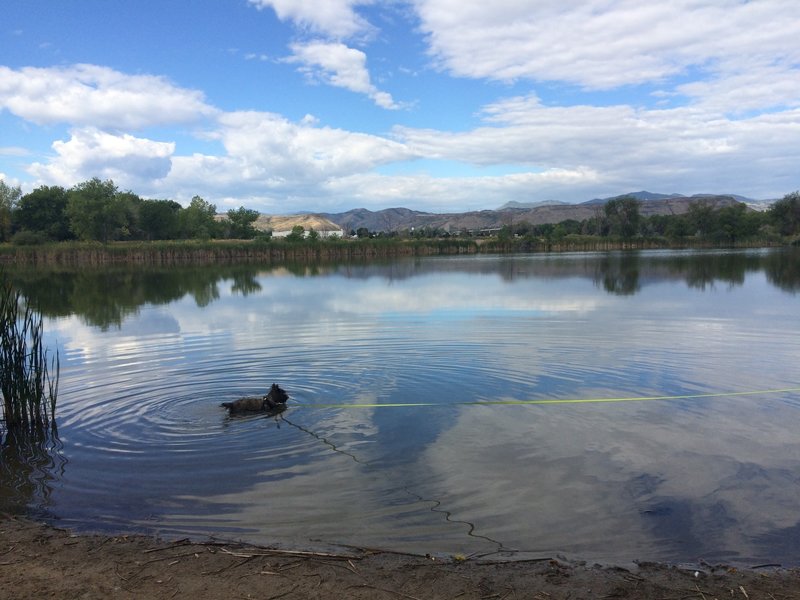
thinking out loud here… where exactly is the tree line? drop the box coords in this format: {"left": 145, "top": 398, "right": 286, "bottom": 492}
{"left": 0, "top": 178, "right": 261, "bottom": 244}
{"left": 1, "top": 178, "right": 799, "bottom": 246}
{"left": 409, "top": 194, "right": 800, "bottom": 245}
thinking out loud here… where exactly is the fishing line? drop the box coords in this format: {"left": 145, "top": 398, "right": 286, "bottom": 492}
{"left": 278, "top": 414, "right": 508, "bottom": 553}
{"left": 298, "top": 386, "right": 800, "bottom": 410}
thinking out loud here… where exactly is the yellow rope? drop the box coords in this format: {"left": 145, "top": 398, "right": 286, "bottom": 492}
{"left": 300, "top": 387, "right": 800, "bottom": 409}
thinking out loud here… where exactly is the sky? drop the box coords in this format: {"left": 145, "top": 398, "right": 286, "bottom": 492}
{"left": 1, "top": 0, "right": 799, "bottom": 214}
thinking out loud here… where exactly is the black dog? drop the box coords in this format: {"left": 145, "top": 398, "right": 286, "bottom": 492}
{"left": 221, "top": 383, "right": 289, "bottom": 413}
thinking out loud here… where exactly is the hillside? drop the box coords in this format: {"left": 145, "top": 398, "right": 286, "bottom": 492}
{"left": 252, "top": 214, "right": 343, "bottom": 233}
{"left": 321, "top": 193, "right": 747, "bottom": 234}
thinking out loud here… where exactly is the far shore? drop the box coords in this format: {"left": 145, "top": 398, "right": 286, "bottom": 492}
{"left": 0, "top": 236, "right": 792, "bottom": 268}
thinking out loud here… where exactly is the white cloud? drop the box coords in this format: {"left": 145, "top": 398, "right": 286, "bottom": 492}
{"left": 152, "top": 111, "right": 415, "bottom": 209}
{"left": 286, "top": 40, "right": 400, "bottom": 109}
{"left": 325, "top": 167, "right": 606, "bottom": 211}
{"left": 412, "top": 0, "right": 800, "bottom": 98}
{"left": 248, "top": 0, "right": 375, "bottom": 39}
{"left": 0, "top": 173, "right": 23, "bottom": 188}
{"left": 28, "top": 128, "right": 175, "bottom": 190}
{"left": 0, "top": 64, "right": 216, "bottom": 129}
{"left": 677, "top": 61, "right": 800, "bottom": 113}
{"left": 215, "top": 110, "right": 412, "bottom": 180}
{"left": 391, "top": 94, "right": 800, "bottom": 201}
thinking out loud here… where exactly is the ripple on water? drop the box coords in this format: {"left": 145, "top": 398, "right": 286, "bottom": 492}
{"left": 22, "top": 262, "right": 800, "bottom": 563}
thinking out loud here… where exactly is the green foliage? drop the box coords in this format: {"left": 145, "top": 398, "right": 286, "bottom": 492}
{"left": 225, "top": 206, "right": 260, "bottom": 239}
{"left": 139, "top": 199, "right": 182, "bottom": 240}
{"left": 65, "top": 178, "right": 132, "bottom": 243}
{"left": 686, "top": 201, "right": 716, "bottom": 237}
{"left": 497, "top": 225, "right": 513, "bottom": 241}
{"left": 15, "top": 185, "right": 72, "bottom": 241}
{"left": 253, "top": 231, "right": 273, "bottom": 245}
{"left": 1, "top": 175, "right": 795, "bottom": 250}
{"left": 603, "top": 196, "right": 642, "bottom": 239}
{"left": 0, "top": 180, "right": 22, "bottom": 243}
{"left": 769, "top": 191, "right": 800, "bottom": 237}
{"left": 1, "top": 276, "right": 59, "bottom": 431}
{"left": 285, "top": 225, "right": 306, "bottom": 242}
{"left": 11, "top": 231, "right": 49, "bottom": 246}
{"left": 179, "top": 195, "right": 218, "bottom": 240}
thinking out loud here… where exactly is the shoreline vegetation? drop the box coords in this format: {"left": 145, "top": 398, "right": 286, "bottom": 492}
{"left": 0, "top": 235, "right": 795, "bottom": 267}
{"left": 1, "top": 178, "right": 799, "bottom": 266}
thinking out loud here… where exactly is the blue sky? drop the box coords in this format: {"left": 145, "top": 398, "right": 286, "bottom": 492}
{"left": 2, "top": 1, "right": 799, "bottom": 213}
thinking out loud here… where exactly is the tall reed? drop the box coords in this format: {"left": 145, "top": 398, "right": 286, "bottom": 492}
{"left": 0, "top": 276, "right": 59, "bottom": 433}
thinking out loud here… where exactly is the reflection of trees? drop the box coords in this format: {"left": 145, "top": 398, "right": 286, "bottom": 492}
{"left": 0, "top": 425, "right": 66, "bottom": 516}
{"left": 594, "top": 253, "right": 641, "bottom": 295}
{"left": 7, "top": 266, "right": 266, "bottom": 330}
{"left": 667, "top": 253, "right": 755, "bottom": 290}
{"left": 230, "top": 272, "right": 262, "bottom": 296}
{"left": 5, "top": 251, "right": 799, "bottom": 326}
{"left": 763, "top": 249, "right": 800, "bottom": 294}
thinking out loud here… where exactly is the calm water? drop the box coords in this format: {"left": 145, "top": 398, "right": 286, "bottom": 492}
{"left": 2, "top": 249, "right": 800, "bottom": 565}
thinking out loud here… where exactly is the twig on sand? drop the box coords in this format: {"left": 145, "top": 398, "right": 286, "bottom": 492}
{"left": 346, "top": 584, "right": 422, "bottom": 600}
{"left": 201, "top": 556, "right": 254, "bottom": 575}
{"left": 695, "top": 584, "right": 707, "bottom": 600}
{"left": 218, "top": 546, "right": 359, "bottom": 561}
{"left": 143, "top": 539, "right": 191, "bottom": 553}
{"left": 265, "top": 585, "right": 300, "bottom": 600}
{"left": 739, "top": 585, "right": 749, "bottom": 598}
{"left": 141, "top": 550, "right": 204, "bottom": 566}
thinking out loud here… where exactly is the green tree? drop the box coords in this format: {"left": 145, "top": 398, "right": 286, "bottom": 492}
{"left": 14, "top": 185, "right": 72, "bottom": 241}
{"left": 0, "top": 180, "right": 22, "bottom": 242}
{"left": 139, "top": 199, "right": 182, "bottom": 240}
{"left": 604, "top": 196, "right": 641, "bottom": 239}
{"left": 497, "top": 225, "right": 513, "bottom": 242}
{"left": 686, "top": 201, "right": 716, "bottom": 238}
{"left": 66, "top": 178, "right": 130, "bottom": 242}
{"left": 114, "top": 191, "right": 142, "bottom": 240}
{"left": 769, "top": 191, "right": 800, "bottom": 237}
{"left": 285, "top": 225, "right": 305, "bottom": 242}
{"left": 713, "top": 203, "right": 761, "bottom": 243}
{"left": 225, "top": 206, "right": 259, "bottom": 239}
{"left": 307, "top": 227, "right": 320, "bottom": 241}
{"left": 179, "top": 196, "right": 218, "bottom": 239}
{"left": 664, "top": 214, "right": 690, "bottom": 240}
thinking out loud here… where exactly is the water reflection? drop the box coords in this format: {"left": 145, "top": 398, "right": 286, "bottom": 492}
{"left": 0, "top": 425, "right": 66, "bottom": 518}
{"left": 2, "top": 248, "right": 799, "bottom": 564}
{"left": 6, "top": 250, "right": 799, "bottom": 330}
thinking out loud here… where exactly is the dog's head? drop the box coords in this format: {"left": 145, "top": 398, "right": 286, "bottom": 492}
{"left": 266, "top": 383, "right": 289, "bottom": 404}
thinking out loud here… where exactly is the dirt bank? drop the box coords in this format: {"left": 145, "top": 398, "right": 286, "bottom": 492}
{"left": 1, "top": 517, "right": 798, "bottom": 599}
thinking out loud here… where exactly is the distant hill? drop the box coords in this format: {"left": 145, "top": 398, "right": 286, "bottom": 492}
{"left": 497, "top": 200, "right": 569, "bottom": 210}
{"left": 582, "top": 191, "right": 684, "bottom": 205}
{"left": 252, "top": 214, "right": 343, "bottom": 233}
{"left": 321, "top": 193, "right": 747, "bottom": 233}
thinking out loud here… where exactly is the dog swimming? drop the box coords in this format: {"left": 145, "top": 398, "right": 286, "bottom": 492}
{"left": 221, "top": 383, "right": 289, "bottom": 414}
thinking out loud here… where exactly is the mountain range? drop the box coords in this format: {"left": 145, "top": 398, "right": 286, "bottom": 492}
{"left": 320, "top": 192, "right": 771, "bottom": 234}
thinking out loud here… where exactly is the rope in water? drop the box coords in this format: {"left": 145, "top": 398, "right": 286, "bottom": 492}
{"left": 299, "top": 387, "right": 800, "bottom": 409}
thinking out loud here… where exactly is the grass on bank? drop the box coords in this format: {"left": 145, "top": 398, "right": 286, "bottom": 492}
{"left": 0, "top": 275, "right": 59, "bottom": 434}
{"left": 0, "top": 231, "right": 793, "bottom": 267}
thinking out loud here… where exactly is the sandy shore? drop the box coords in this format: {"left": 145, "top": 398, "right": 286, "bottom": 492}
{"left": 1, "top": 516, "right": 799, "bottom": 599}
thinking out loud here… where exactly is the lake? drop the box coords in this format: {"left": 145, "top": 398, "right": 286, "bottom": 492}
{"left": 2, "top": 248, "right": 799, "bottom": 565}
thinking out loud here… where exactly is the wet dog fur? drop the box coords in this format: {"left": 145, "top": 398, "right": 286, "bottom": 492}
{"left": 221, "top": 383, "right": 289, "bottom": 413}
